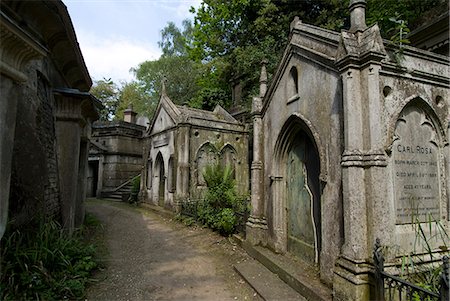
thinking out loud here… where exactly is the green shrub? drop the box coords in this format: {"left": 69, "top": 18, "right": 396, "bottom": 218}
{"left": 0, "top": 216, "right": 100, "bottom": 300}
{"left": 214, "top": 208, "right": 237, "bottom": 235}
{"left": 196, "top": 163, "right": 249, "bottom": 236}
{"left": 129, "top": 175, "right": 141, "bottom": 204}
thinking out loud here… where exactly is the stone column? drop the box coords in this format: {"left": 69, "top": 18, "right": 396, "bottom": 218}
{"left": 175, "top": 125, "right": 190, "bottom": 211}
{"left": 363, "top": 64, "right": 391, "bottom": 249}
{"left": 96, "top": 155, "right": 104, "bottom": 197}
{"left": 0, "top": 15, "right": 46, "bottom": 239}
{"left": 54, "top": 89, "right": 90, "bottom": 233}
{"left": 75, "top": 137, "right": 89, "bottom": 227}
{"left": 246, "top": 61, "right": 268, "bottom": 245}
{"left": 334, "top": 1, "right": 387, "bottom": 299}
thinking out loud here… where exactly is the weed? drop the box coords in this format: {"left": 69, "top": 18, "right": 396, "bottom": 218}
{"left": 196, "top": 163, "right": 249, "bottom": 236}
{"left": 0, "top": 215, "right": 101, "bottom": 300}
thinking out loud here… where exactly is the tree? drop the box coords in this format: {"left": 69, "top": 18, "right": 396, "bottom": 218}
{"left": 90, "top": 78, "right": 120, "bottom": 121}
{"left": 158, "top": 19, "right": 194, "bottom": 57}
{"left": 131, "top": 55, "right": 201, "bottom": 107}
{"left": 115, "top": 81, "right": 156, "bottom": 120}
{"left": 188, "top": 0, "right": 447, "bottom": 109}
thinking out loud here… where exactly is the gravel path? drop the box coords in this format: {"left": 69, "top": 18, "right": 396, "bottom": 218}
{"left": 85, "top": 200, "right": 260, "bottom": 301}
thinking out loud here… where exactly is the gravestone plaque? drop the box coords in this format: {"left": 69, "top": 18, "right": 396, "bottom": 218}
{"left": 392, "top": 106, "right": 440, "bottom": 224}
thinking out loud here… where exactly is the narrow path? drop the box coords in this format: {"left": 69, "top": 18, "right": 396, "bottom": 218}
{"left": 85, "top": 200, "right": 260, "bottom": 301}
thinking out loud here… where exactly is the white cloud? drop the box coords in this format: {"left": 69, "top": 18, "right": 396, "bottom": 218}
{"left": 157, "top": 0, "right": 201, "bottom": 20}
{"left": 77, "top": 30, "right": 161, "bottom": 84}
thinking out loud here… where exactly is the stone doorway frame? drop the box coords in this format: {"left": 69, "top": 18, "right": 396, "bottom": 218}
{"left": 154, "top": 152, "right": 165, "bottom": 207}
{"left": 271, "top": 114, "right": 327, "bottom": 258}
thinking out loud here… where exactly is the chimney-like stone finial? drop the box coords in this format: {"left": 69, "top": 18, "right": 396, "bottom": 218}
{"left": 124, "top": 104, "right": 137, "bottom": 124}
{"left": 349, "top": 0, "right": 367, "bottom": 33}
{"left": 259, "top": 59, "right": 268, "bottom": 98}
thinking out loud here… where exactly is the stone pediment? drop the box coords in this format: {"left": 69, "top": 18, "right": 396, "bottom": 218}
{"left": 148, "top": 94, "right": 179, "bottom": 135}
{"left": 260, "top": 18, "right": 341, "bottom": 115}
{"left": 149, "top": 105, "right": 177, "bottom": 135}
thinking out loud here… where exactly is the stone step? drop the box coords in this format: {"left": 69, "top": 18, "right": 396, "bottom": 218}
{"left": 235, "top": 236, "right": 333, "bottom": 301}
{"left": 235, "top": 260, "right": 306, "bottom": 301}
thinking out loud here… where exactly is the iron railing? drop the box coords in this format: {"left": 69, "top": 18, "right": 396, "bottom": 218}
{"left": 373, "top": 238, "right": 449, "bottom": 301}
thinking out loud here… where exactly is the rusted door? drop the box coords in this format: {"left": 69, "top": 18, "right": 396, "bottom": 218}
{"left": 286, "top": 132, "right": 320, "bottom": 264}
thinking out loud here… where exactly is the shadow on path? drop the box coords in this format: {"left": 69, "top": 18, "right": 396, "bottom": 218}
{"left": 85, "top": 199, "right": 259, "bottom": 301}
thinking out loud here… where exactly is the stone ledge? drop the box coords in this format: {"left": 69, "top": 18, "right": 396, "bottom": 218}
{"left": 234, "top": 260, "right": 306, "bottom": 301}
{"left": 234, "top": 235, "right": 332, "bottom": 301}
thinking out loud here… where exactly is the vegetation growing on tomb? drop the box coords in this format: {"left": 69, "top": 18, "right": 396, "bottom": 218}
{"left": 377, "top": 212, "right": 450, "bottom": 298}
{"left": 197, "top": 163, "right": 249, "bottom": 236}
{"left": 400, "top": 213, "right": 449, "bottom": 296}
{"left": 0, "top": 214, "right": 103, "bottom": 300}
{"left": 128, "top": 175, "right": 141, "bottom": 204}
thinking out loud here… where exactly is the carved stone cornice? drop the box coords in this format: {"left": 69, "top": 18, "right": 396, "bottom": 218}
{"left": 336, "top": 24, "right": 386, "bottom": 70}
{"left": 0, "top": 11, "right": 47, "bottom": 82}
{"left": 53, "top": 88, "right": 92, "bottom": 126}
{"left": 341, "top": 149, "right": 388, "bottom": 167}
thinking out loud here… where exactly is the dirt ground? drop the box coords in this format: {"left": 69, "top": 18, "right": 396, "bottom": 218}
{"left": 85, "top": 200, "right": 261, "bottom": 301}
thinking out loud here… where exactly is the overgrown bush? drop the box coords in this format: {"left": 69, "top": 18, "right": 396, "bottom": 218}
{"left": 197, "top": 163, "right": 249, "bottom": 236}
{"left": 129, "top": 175, "right": 141, "bottom": 204}
{"left": 0, "top": 215, "right": 101, "bottom": 300}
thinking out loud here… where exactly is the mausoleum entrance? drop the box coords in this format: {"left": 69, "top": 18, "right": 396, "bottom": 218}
{"left": 155, "top": 153, "right": 165, "bottom": 206}
{"left": 286, "top": 131, "right": 321, "bottom": 264}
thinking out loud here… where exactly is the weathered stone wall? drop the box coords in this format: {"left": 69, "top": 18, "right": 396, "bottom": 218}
{"left": 375, "top": 49, "right": 450, "bottom": 254}
{"left": 90, "top": 121, "right": 145, "bottom": 195}
{"left": 261, "top": 54, "right": 343, "bottom": 285}
{"left": 189, "top": 126, "right": 249, "bottom": 200}
{"left": 1, "top": 0, "right": 99, "bottom": 235}
{"left": 102, "top": 155, "right": 143, "bottom": 189}
{"left": 144, "top": 129, "right": 176, "bottom": 208}
{"left": 9, "top": 60, "right": 61, "bottom": 225}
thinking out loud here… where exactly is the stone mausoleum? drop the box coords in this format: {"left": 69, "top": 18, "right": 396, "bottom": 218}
{"left": 246, "top": 1, "right": 449, "bottom": 300}
{"left": 140, "top": 87, "right": 249, "bottom": 210}
{"left": 0, "top": 0, "right": 100, "bottom": 238}
{"left": 87, "top": 107, "right": 146, "bottom": 200}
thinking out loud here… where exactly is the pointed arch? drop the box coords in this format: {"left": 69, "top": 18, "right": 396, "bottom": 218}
{"left": 168, "top": 155, "right": 176, "bottom": 193}
{"left": 155, "top": 152, "right": 165, "bottom": 206}
{"left": 220, "top": 143, "right": 237, "bottom": 179}
{"left": 287, "top": 66, "right": 299, "bottom": 98}
{"left": 270, "top": 114, "right": 326, "bottom": 263}
{"left": 195, "top": 142, "right": 218, "bottom": 186}
{"left": 273, "top": 113, "right": 327, "bottom": 181}
{"left": 386, "top": 96, "right": 448, "bottom": 152}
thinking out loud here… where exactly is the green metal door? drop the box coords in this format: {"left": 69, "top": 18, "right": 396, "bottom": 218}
{"left": 287, "top": 132, "right": 320, "bottom": 264}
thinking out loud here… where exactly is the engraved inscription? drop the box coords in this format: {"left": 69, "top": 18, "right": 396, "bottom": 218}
{"left": 392, "top": 106, "right": 440, "bottom": 224}
{"left": 153, "top": 134, "right": 169, "bottom": 148}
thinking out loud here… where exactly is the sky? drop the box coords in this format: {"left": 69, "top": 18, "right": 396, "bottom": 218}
{"left": 63, "top": 0, "right": 201, "bottom": 84}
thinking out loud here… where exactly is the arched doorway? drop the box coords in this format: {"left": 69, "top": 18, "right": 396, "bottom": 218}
{"left": 155, "top": 153, "right": 165, "bottom": 206}
{"left": 286, "top": 131, "right": 321, "bottom": 264}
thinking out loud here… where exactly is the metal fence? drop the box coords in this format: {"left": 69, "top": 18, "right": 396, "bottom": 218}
{"left": 373, "top": 238, "right": 449, "bottom": 301}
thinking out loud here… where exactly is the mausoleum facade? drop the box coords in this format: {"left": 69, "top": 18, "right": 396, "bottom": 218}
{"left": 246, "top": 1, "right": 449, "bottom": 300}
{"left": 140, "top": 88, "right": 249, "bottom": 210}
